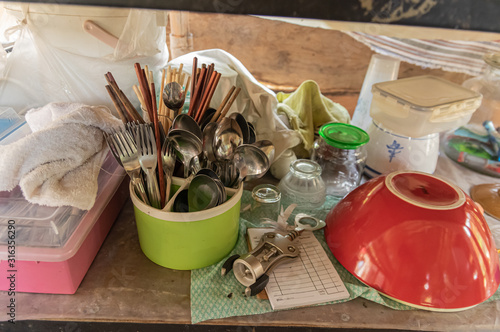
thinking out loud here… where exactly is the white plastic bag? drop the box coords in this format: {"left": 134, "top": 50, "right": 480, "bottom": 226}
{"left": 0, "top": 44, "right": 6, "bottom": 78}
{"left": 0, "top": 3, "right": 169, "bottom": 115}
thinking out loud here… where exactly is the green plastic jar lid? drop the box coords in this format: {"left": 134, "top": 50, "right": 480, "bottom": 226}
{"left": 319, "top": 122, "right": 369, "bottom": 150}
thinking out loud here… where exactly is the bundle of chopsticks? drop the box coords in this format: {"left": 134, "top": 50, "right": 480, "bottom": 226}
{"left": 105, "top": 57, "right": 240, "bottom": 128}
{"left": 187, "top": 57, "right": 241, "bottom": 125}
{"left": 105, "top": 72, "right": 145, "bottom": 124}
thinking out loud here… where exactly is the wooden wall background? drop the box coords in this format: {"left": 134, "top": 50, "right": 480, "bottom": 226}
{"left": 167, "top": 12, "right": 472, "bottom": 115}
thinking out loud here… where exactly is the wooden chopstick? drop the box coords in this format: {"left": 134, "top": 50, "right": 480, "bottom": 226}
{"left": 166, "top": 65, "right": 172, "bottom": 84}
{"left": 119, "top": 90, "right": 145, "bottom": 124}
{"left": 188, "top": 57, "right": 198, "bottom": 115}
{"left": 216, "top": 87, "right": 241, "bottom": 123}
{"left": 195, "top": 71, "right": 221, "bottom": 123}
{"left": 188, "top": 66, "right": 207, "bottom": 118}
{"left": 105, "top": 85, "right": 128, "bottom": 124}
{"left": 159, "top": 68, "right": 166, "bottom": 115}
{"left": 105, "top": 72, "right": 144, "bottom": 123}
{"left": 177, "top": 63, "right": 184, "bottom": 83}
{"left": 210, "top": 86, "right": 236, "bottom": 122}
{"left": 184, "top": 75, "right": 191, "bottom": 93}
{"left": 134, "top": 63, "right": 154, "bottom": 122}
{"left": 204, "top": 72, "right": 221, "bottom": 112}
{"left": 194, "top": 70, "right": 216, "bottom": 122}
{"left": 133, "top": 85, "right": 145, "bottom": 110}
{"left": 198, "top": 64, "right": 213, "bottom": 105}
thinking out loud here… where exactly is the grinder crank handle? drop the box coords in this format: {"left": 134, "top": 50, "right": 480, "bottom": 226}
{"left": 245, "top": 274, "right": 269, "bottom": 297}
{"left": 221, "top": 254, "right": 240, "bottom": 276}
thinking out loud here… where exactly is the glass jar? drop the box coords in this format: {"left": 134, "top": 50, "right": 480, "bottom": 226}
{"left": 251, "top": 184, "right": 282, "bottom": 222}
{"left": 462, "top": 52, "right": 500, "bottom": 127}
{"left": 278, "top": 159, "right": 326, "bottom": 209}
{"left": 311, "top": 123, "right": 369, "bottom": 197}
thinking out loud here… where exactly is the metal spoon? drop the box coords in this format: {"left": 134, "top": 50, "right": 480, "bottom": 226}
{"left": 214, "top": 118, "right": 244, "bottom": 185}
{"left": 230, "top": 113, "right": 250, "bottom": 144}
{"left": 252, "top": 140, "right": 276, "bottom": 164}
{"left": 248, "top": 123, "right": 256, "bottom": 144}
{"left": 200, "top": 107, "right": 217, "bottom": 131}
{"left": 214, "top": 117, "right": 243, "bottom": 161}
{"left": 197, "top": 168, "right": 226, "bottom": 204}
{"left": 163, "top": 81, "right": 186, "bottom": 117}
{"left": 202, "top": 122, "right": 218, "bottom": 164}
{"left": 233, "top": 144, "right": 270, "bottom": 186}
{"left": 173, "top": 189, "right": 189, "bottom": 212}
{"left": 172, "top": 113, "right": 202, "bottom": 141}
{"left": 168, "top": 128, "right": 202, "bottom": 178}
{"left": 189, "top": 152, "right": 205, "bottom": 174}
{"left": 188, "top": 174, "right": 220, "bottom": 212}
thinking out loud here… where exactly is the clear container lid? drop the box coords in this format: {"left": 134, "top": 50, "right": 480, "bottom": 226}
{"left": 372, "top": 75, "right": 482, "bottom": 112}
{"left": 319, "top": 123, "right": 370, "bottom": 150}
{"left": 0, "top": 107, "right": 25, "bottom": 142}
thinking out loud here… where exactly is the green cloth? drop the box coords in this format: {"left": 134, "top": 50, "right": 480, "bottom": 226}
{"left": 276, "top": 80, "right": 351, "bottom": 157}
{"left": 191, "top": 191, "right": 500, "bottom": 323}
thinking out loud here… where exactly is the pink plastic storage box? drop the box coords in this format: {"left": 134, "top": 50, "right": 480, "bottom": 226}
{"left": 0, "top": 154, "right": 128, "bottom": 294}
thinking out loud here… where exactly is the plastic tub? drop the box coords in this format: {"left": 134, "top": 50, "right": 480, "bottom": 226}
{"left": 0, "top": 155, "right": 128, "bottom": 294}
{"left": 131, "top": 177, "right": 243, "bottom": 270}
{"left": 370, "top": 75, "right": 482, "bottom": 137}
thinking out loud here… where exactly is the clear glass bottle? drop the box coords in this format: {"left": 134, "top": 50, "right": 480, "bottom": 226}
{"left": 278, "top": 159, "right": 326, "bottom": 209}
{"left": 462, "top": 52, "right": 500, "bottom": 127}
{"left": 311, "top": 123, "right": 369, "bottom": 197}
{"left": 251, "top": 184, "right": 282, "bottom": 222}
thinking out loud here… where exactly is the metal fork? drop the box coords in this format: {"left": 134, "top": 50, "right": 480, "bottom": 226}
{"left": 133, "top": 123, "right": 161, "bottom": 209}
{"left": 104, "top": 129, "right": 150, "bottom": 205}
{"left": 161, "top": 138, "right": 176, "bottom": 203}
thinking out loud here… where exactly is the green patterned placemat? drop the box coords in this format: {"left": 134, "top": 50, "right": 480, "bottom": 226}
{"left": 191, "top": 190, "right": 500, "bottom": 324}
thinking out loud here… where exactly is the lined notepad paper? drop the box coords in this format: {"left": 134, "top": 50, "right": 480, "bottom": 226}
{"left": 246, "top": 228, "right": 350, "bottom": 310}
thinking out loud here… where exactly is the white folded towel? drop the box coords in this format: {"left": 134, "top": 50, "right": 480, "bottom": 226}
{"left": 0, "top": 102, "right": 123, "bottom": 210}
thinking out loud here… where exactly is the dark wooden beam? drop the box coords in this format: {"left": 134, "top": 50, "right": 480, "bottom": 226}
{"left": 3, "top": 0, "right": 500, "bottom": 33}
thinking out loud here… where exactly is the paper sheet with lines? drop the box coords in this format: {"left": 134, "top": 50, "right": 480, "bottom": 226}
{"left": 247, "top": 228, "right": 350, "bottom": 310}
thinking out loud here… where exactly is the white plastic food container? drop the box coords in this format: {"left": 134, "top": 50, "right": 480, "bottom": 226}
{"left": 370, "top": 75, "right": 482, "bottom": 138}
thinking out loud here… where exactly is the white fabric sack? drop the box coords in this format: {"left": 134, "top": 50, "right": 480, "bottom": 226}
{"left": 169, "top": 49, "right": 302, "bottom": 161}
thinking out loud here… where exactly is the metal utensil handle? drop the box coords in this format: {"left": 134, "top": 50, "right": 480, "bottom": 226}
{"left": 145, "top": 168, "right": 161, "bottom": 209}
{"left": 131, "top": 174, "right": 150, "bottom": 205}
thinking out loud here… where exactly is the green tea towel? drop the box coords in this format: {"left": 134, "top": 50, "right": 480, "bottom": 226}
{"left": 190, "top": 194, "right": 403, "bottom": 323}
{"left": 276, "top": 80, "right": 351, "bottom": 157}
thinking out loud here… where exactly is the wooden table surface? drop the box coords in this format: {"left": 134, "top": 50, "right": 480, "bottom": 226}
{"left": 2, "top": 178, "right": 499, "bottom": 331}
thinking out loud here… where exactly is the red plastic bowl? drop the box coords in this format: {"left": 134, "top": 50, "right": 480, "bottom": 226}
{"left": 325, "top": 170, "right": 500, "bottom": 311}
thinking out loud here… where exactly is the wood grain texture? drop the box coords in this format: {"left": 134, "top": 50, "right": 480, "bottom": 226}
{"left": 167, "top": 13, "right": 472, "bottom": 114}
